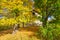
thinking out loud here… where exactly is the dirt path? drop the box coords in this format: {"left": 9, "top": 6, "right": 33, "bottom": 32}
{"left": 0, "top": 27, "right": 39, "bottom": 36}
{"left": 0, "top": 27, "right": 40, "bottom": 40}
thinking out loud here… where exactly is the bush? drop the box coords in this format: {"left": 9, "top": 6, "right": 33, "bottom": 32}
{"left": 37, "top": 24, "right": 60, "bottom": 40}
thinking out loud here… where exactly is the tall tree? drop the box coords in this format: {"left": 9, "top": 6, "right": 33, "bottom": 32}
{"left": 34, "top": 0, "right": 59, "bottom": 27}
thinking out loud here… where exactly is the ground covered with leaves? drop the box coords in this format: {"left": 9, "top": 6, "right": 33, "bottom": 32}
{"left": 0, "top": 27, "right": 40, "bottom": 40}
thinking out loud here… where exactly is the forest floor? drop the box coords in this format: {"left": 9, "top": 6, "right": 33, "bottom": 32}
{"left": 0, "top": 27, "right": 40, "bottom": 40}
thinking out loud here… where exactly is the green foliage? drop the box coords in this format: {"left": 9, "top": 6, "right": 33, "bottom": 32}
{"left": 34, "top": 0, "right": 60, "bottom": 27}
{"left": 37, "top": 24, "right": 60, "bottom": 40}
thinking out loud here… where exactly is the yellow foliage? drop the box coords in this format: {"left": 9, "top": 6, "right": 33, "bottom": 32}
{"left": 0, "top": 0, "right": 35, "bottom": 27}
{"left": 0, "top": 0, "right": 33, "bottom": 13}
{"left": 0, "top": 18, "right": 17, "bottom": 26}
{"left": 0, "top": 10, "right": 3, "bottom": 13}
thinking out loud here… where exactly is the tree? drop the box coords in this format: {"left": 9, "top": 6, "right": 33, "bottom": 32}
{"left": 0, "top": 0, "right": 37, "bottom": 28}
{"left": 34, "top": 0, "right": 60, "bottom": 27}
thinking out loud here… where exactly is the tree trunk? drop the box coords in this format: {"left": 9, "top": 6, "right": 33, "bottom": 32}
{"left": 42, "top": 6, "right": 49, "bottom": 27}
